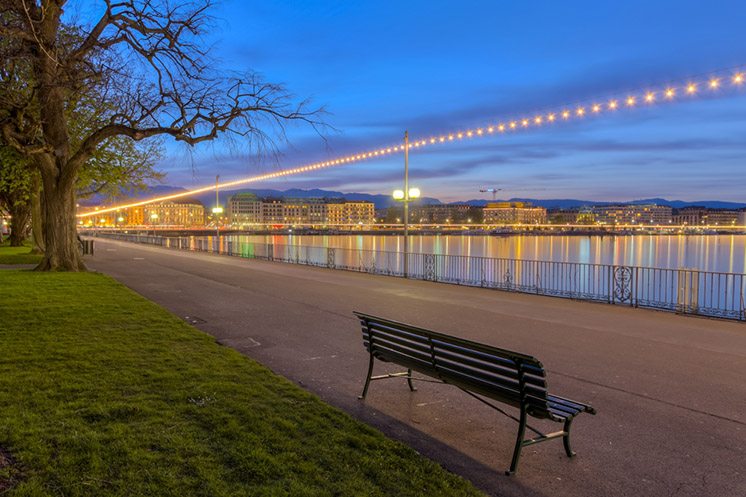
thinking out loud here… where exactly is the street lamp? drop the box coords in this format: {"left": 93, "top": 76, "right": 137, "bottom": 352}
{"left": 212, "top": 174, "right": 222, "bottom": 240}
{"left": 392, "top": 131, "right": 421, "bottom": 277}
{"left": 150, "top": 212, "right": 158, "bottom": 236}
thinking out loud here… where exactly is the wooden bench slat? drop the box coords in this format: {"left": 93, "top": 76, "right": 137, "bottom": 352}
{"left": 367, "top": 322, "right": 432, "bottom": 344}
{"left": 431, "top": 338, "right": 526, "bottom": 370}
{"left": 365, "top": 338, "right": 434, "bottom": 364}
{"left": 434, "top": 347, "right": 521, "bottom": 379}
{"left": 433, "top": 355, "right": 521, "bottom": 389}
{"left": 363, "top": 330, "right": 432, "bottom": 354}
{"left": 369, "top": 344, "right": 435, "bottom": 373}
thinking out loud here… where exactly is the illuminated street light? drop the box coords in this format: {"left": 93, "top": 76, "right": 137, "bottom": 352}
{"left": 392, "top": 131, "right": 422, "bottom": 277}
{"left": 150, "top": 212, "right": 158, "bottom": 236}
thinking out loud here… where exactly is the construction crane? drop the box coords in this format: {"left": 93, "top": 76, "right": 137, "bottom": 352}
{"left": 479, "top": 188, "right": 503, "bottom": 201}
{"left": 480, "top": 187, "right": 548, "bottom": 200}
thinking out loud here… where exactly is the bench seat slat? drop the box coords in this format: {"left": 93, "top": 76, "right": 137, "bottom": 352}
{"left": 548, "top": 394, "right": 595, "bottom": 414}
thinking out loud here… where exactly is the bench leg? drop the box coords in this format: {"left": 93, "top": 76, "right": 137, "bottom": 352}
{"left": 406, "top": 368, "right": 417, "bottom": 392}
{"left": 563, "top": 418, "right": 576, "bottom": 457}
{"left": 358, "top": 353, "right": 375, "bottom": 400}
{"left": 506, "top": 406, "right": 528, "bottom": 476}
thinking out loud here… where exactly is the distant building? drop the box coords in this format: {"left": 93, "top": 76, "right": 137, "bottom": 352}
{"left": 410, "top": 204, "right": 481, "bottom": 224}
{"left": 483, "top": 202, "right": 547, "bottom": 225}
{"left": 547, "top": 208, "right": 596, "bottom": 225}
{"left": 82, "top": 200, "right": 205, "bottom": 227}
{"left": 143, "top": 200, "right": 205, "bottom": 226}
{"left": 326, "top": 200, "right": 375, "bottom": 225}
{"left": 672, "top": 207, "right": 740, "bottom": 226}
{"left": 229, "top": 193, "right": 262, "bottom": 225}
{"left": 227, "top": 196, "right": 375, "bottom": 226}
{"left": 593, "top": 204, "right": 672, "bottom": 225}
{"left": 706, "top": 210, "right": 740, "bottom": 226}
{"left": 672, "top": 207, "right": 708, "bottom": 226}
{"left": 261, "top": 198, "right": 285, "bottom": 224}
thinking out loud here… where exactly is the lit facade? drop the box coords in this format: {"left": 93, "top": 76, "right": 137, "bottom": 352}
{"left": 326, "top": 201, "right": 376, "bottom": 225}
{"left": 143, "top": 201, "right": 205, "bottom": 226}
{"left": 83, "top": 200, "right": 205, "bottom": 227}
{"left": 410, "top": 204, "right": 478, "bottom": 223}
{"left": 262, "top": 198, "right": 285, "bottom": 224}
{"left": 229, "top": 193, "right": 262, "bottom": 225}
{"left": 593, "top": 205, "right": 672, "bottom": 225}
{"left": 483, "top": 202, "right": 547, "bottom": 224}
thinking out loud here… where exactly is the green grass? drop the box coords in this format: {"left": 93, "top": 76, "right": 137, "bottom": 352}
{"left": 0, "top": 243, "right": 42, "bottom": 265}
{"left": 0, "top": 271, "right": 484, "bottom": 497}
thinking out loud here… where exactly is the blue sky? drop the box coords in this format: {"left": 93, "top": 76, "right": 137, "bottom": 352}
{"left": 155, "top": 0, "right": 746, "bottom": 202}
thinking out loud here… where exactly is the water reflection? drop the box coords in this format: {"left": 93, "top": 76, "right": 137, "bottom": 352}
{"left": 223, "top": 234, "right": 746, "bottom": 273}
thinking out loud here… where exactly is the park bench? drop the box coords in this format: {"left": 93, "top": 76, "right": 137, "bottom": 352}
{"left": 353, "top": 311, "right": 597, "bottom": 475}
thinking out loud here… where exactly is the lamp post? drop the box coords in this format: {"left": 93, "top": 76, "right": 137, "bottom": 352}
{"left": 392, "top": 131, "right": 421, "bottom": 278}
{"left": 150, "top": 212, "right": 158, "bottom": 236}
{"left": 212, "top": 174, "right": 223, "bottom": 242}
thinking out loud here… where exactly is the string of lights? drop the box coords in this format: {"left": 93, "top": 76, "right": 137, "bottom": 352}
{"left": 79, "top": 67, "right": 746, "bottom": 218}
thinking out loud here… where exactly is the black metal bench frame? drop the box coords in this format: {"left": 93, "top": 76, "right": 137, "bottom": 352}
{"left": 354, "top": 311, "right": 597, "bottom": 475}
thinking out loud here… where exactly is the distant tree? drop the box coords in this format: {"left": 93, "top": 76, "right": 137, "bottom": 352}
{"left": 384, "top": 206, "right": 403, "bottom": 224}
{"left": 0, "top": 1, "right": 320, "bottom": 270}
{"left": 0, "top": 147, "right": 32, "bottom": 246}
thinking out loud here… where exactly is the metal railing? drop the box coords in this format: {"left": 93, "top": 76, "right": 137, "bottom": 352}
{"left": 97, "top": 233, "right": 746, "bottom": 321}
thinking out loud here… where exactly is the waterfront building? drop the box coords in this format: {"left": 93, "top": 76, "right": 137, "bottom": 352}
{"left": 672, "top": 207, "right": 740, "bottom": 226}
{"left": 82, "top": 200, "right": 204, "bottom": 227}
{"left": 410, "top": 204, "right": 481, "bottom": 224}
{"left": 280, "top": 198, "right": 328, "bottom": 225}
{"left": 593, "top": 204, "right": 672, "bottom": 225}
{"left": 261, "top": 198, "right": 285, "bottom": 224}
{"left": 483, "top": 202, "right": 547, "bottom": 225}
{"left": 326, "top": 200, "right": 376, "bottom": 225}
{"left": 229, "top": 193, "right": 262, "bottom": 225}
{"left": 143, "top": 200, "right": 205, "bottom": 227}
{"left": 229, "top": 196, "right": 374, "bottom": 226}
{"left": 672, "top": 207, "right": 708, "bottom": 225}
{"left": 702, "top": 209, "right": 740, "bottom": 226}
{"left": 305, "top": 198, "right": 328, "bottom": 225}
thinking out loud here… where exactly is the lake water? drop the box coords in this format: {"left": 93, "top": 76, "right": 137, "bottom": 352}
{"left": 222, "top": 234, "right": 746, "bottom": 274}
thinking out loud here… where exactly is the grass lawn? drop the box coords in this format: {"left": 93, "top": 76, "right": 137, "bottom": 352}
{"left": 0, "top": 271, "right": 484, "bottom": 497}
{"left": 0, "top": 244, "right": 42, "bottom": 265}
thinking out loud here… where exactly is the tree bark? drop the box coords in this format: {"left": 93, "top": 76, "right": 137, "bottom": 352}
{"left": 30, "top": 172, "right": 45, "bottom": 253}
{"left": 35, "top": 172, "right": 84, "bottom": 271}
{"left": 8, "top": 202, "right": 30, "bottom": 246}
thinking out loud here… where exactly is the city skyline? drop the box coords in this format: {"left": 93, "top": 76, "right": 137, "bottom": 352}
{"left": 141, "top": 1, "right": 746, "bottom": 202}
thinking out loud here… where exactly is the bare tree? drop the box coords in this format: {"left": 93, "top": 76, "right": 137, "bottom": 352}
{"left": 0, "top": 1, "right": 320, "bottom": 270}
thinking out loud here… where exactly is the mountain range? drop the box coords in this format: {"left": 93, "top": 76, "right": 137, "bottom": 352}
{"left": 82, "top": 186, "right": 746, "bottom": 211}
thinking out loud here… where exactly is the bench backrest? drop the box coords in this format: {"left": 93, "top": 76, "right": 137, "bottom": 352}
{"left": 354, "top": 312, "right": 552, "bottom": 418}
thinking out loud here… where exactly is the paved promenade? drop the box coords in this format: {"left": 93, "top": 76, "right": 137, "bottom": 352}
{"left": 88, "top": 238, "right": 746, "bottom": 497}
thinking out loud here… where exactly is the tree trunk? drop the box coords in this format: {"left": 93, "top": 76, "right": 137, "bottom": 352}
{"left": 30, "top": 172, "right": 45, "bottom": 253}
{"left": 35, "top": 174, "right": 85, "bottom": 271}
{"left": 8, "top": 202, "right": 30, "bottom": 246}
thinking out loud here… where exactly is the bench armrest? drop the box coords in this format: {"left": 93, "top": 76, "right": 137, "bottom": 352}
{"left": 550, "top": 394, "right": 597, "bottom": 415}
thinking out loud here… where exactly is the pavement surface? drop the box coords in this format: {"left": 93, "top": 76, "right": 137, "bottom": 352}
{"left": 87, "top": 238, "right": 746, "bottom": 497}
